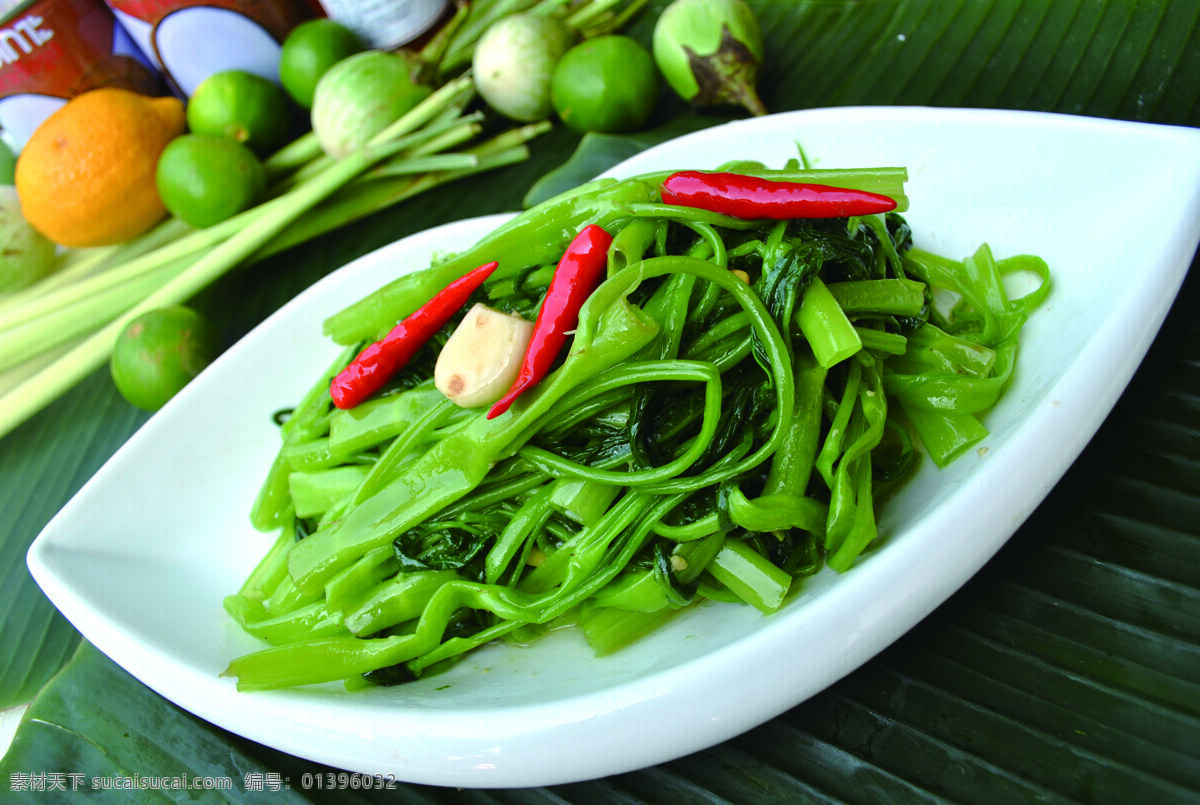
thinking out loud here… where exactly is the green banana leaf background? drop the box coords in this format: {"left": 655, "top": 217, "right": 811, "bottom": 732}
{"left": 4, "top": 0, "right": 1200, "bottom": 800}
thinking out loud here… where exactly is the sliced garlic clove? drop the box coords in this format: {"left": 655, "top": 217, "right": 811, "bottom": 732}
{"left": 435, "top": 303, "right": 533, "bottom": 408}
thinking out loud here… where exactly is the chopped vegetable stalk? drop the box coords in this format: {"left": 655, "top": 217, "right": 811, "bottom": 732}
{"left": 796, "top": 277, "right": 862, "bottom": 368}
{"left": 826, "top": 278, "right": 926, "bottom": 316}
{"left": 289, "top": 466, "right": 371, "bottom": 519}
{"left": 706, "top": 540, "right": 792, "bottom": 613}
{"left": 580, "top": 604, "right": 674, "bottom": 656}
{"left": 222, "top": 163, "right": 1050, "bottom": 691}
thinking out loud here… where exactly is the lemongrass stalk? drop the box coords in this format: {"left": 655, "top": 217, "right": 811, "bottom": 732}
{"left": 0, "top": 206, "right": 260, "bottom": 333}
{"left": 0, "top": 250, "right": 110, "bottom": 314}
{"left": 273, "top": 155, "right": 334, "bottom": 195}
{"left": 563, "top": 0, "right": 625, "bottom": 28}
{"left": 74, "top": 217, "right": 195, "bottom": 275}
{"left": 367, "top": 79, "right": 476, "bottom": 142}
{"left": 417, "top": 118, "right": 485, "bottom": 154}
{"left": 410, "top": 0, "right": 471, "bottom": 85}
{"left": 324, "top": 79, "right": 476, "bottom": 171}
{"left": 439, "top": 0, "right": 639, "bottom": 76}
{"left": 451, "top": 143, "right": 531, "bottom": 173}
{"left": 0, "top": 255, "right": 78, "bottom": 315}
{"left": 0, "top": 76, "right": 476, "bottom": 439}
{"left": 368, "top": 153, "right": 478, "bottom": 179}
{"left": 251, "top": 144, "right": 532, "bottom": 263}
{"left": 32, "top": 233, "right": 159, "bottom": 292}
{"left": 398, "top": 105, "right": 482, "bottom": 157}
{"left": 350, "top": 134, "right": 540, "bottom": 210}
{"left": 281, "top": 118, "right": 468, "bottom": 188}
{"left": 529, "top": 0, "right": 574, "bottom": 16}
{"left": 0, "top": 258, "right": 189, "bottom": 373}
{"left": 274, "top": 108, "right": 480, "bottom": 193}
{"left": 0, "top": 335, "right": 83, "bottom": 397}
{"left": 391, "top": 121, "right": 482, "bottom": 160}
{"left": 467, "top": 119, "right": 553, "bottom": 154}
{"left": 571, "top": 0, "right": 647, "bottom": 36}
{"left": 354, "top": 146, "right": 532, "bottom": 213}
{"left": 52, "top": 245, "right": 118, "bottom": 274}
{"left": 418, "top": 0, "right": 470, "bottom": 63}
{"left": 450, "top": 0, "right": 538, "bottom": 50}
{"left": 251, "top": 173, "right": 425, "bottom": 261}
{"left": 0, "top": 217, "right": 190, "bottom": 316}
{"left": 263, "top": 131, "right": 324, "bottom": 180}
{"left": 270, "top": 106, "right": 477, "bottom": 194}
{"left": 439, "top": 0, "right": 542, "bottom": 75}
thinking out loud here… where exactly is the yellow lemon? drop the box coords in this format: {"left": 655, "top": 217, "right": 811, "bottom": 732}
{"left": 15, "top": 88, "right": 185, "bottom": 247}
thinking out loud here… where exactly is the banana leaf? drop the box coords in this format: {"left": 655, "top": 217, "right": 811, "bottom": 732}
{"left": 3, "top": 0, "right": 1199, "bottom": 800}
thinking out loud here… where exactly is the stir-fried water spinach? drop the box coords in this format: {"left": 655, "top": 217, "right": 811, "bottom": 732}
{"left": 222, "top": 162, "right": 1050, "bottom": 691}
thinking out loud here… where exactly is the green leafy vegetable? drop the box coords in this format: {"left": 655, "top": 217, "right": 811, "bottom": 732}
{"left": 221, "top": 163, "right": 1048, "bottom": 691}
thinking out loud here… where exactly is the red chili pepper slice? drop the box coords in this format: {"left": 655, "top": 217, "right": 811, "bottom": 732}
{"left": 330, "top": 261, "right": 498, "bottom": 410}
{"left": 487, "top": 224, "right": 614, "bottom": 420}
{"left": 661, "top": 170, "right": 897, "bottom": 219}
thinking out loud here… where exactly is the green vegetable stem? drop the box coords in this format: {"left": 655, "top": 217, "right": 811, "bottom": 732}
{"left": 224, "top": 164, "right": 1050, "bottom": 691}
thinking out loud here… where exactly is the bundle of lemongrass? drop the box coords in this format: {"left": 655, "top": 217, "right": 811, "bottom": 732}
{"left": 0, "top": 0, "right": 643, "bottom": 439}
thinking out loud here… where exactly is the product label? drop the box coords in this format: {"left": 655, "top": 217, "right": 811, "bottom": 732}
{"left": 0, "top": 15, "right": 54, "bottom": 65}
{"left": 0, "top": 0, "right": 165, "bottom": 150}
{"left": 0, "top": 0, "right": 160, "bottom": 98}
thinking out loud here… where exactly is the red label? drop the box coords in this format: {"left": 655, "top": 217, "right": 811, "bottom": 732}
{"left": 0, "top": 0, "right": 162, "bottom": 99}
{"left": 106, "top": 0, "right": 319, "bottom": 42}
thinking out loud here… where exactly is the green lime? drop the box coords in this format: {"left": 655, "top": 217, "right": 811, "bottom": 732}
{"left": 551, "top": 36, "right": 659, "bottom": 134}
{"left": 156, "top": 133, "right": 265, "bottom": 229}
{"left": 280, "top": 19, "right": 365, "bottom": 109}
{"left": 186, "top": 70, "right": 291, "bottom": 155}
{"left": 111, "top": 306, "right": 222, "bottom": 411}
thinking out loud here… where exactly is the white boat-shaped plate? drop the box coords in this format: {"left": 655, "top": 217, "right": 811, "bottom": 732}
{"left": 27, "top": 107, "right": 1200, "bottom": 788}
